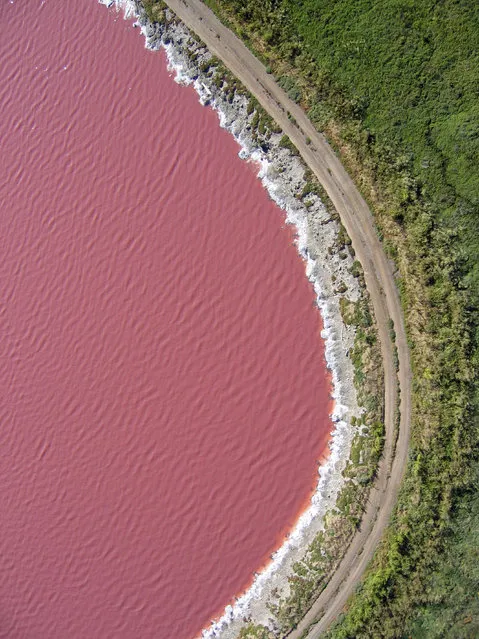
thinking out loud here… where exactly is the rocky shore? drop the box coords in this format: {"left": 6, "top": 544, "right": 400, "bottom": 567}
{"left": 100, "top": 2, "right": 365, "bottom": 636}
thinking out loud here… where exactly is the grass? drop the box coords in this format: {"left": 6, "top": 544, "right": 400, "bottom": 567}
{"left": 403, "top": 464, "right": 479, "bottom": 638}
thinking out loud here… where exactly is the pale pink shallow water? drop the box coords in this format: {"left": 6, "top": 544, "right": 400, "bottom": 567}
{"left": 0, "top": 2, "right": 332, "bottom": 637}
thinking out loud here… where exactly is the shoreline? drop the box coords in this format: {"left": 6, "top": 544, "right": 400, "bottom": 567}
{"left": 203, "top": 431, "right": 334, "bottom": 635}
{"left": 99, "top": 1, "right": 363, "bottom": 636}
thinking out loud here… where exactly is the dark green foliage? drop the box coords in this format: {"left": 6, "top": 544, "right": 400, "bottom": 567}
{"left": 246, "top": 97, "right": 257, "bottom": 115}
{"left": 403, "top": 464, "right": 479, "bottom": 638}
{"left": 142, "top": 0, "right": 167, "bottom": 23}
{"left": 278, "top": 134, "right": 298, "bottom": 154}
{"left": 278, "top": 74, "right": 302, "bottom": 103}
{"left": 238, "top": 623, "right": 272, "bottom": 638}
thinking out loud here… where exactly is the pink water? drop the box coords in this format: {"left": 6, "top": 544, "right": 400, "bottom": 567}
{"left": 0, "top": 2, "right": 332, "bottom": 637}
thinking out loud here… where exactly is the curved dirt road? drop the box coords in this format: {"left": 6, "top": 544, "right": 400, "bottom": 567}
{"left": 161, "top": 0, "right": 412, "bottom": 635}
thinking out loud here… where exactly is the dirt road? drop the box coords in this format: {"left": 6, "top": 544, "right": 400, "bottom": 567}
{"left": 161, "top": 1, "right": 412, "bottom": 635}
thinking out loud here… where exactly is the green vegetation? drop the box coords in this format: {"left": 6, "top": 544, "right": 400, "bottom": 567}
{"left": 278, "top": 75, "right": 302, "bottom": 104}
{"left": 142, "top": 0, "right": 167, "bottom": 23}
{"left": 403, "top": 462, "right": 479, "bottom": 638}
{"left": 279, "top": 134, "right": 298, "bottom": 154}
{"left": 238, "top": 624, "right": 274, "bottom": 639}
